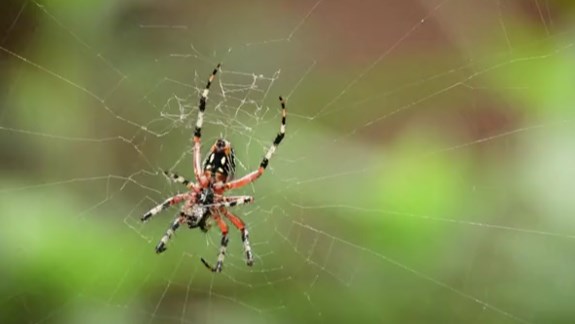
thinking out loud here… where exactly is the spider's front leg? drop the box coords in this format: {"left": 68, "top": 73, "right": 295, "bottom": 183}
{"left": 155, "top": 213, "right": 186, "bottom": 254}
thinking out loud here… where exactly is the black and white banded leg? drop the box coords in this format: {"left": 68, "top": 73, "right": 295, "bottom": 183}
{"left": 193, "top": 64, "right": 221, "bottom": 181}
{"left": 224, "top": 209, "right": 254, "bottom": 266}
{"left": 241, "top": 229, "right": 254, "bottom": 266}
{"left": 194, "top": 63, "right": 220, "bottom": 139}
{"left": 163, "top": 170, "right": 193, "bottom": 187}
{"left": 208, "top": 196, "right": 254, "bottom": 209}
{"left": 224, "top": 96, "right": 286, "bottom": 190}
{"left": 200, "top": 213, "right": 229, "bottom": 272}
{"left": 141, "top": 194, "right": 186, "bottom": 222}
{"left": 155, "top": 214, "right": 185, "bottom": 254}
{"left": 260, "top": 96, "right": 287, "bottom": 169}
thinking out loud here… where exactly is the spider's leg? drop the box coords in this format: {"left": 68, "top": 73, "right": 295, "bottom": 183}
{"left": 141, "top": 194, "right": 187, "bottom": 222}
{"left": 163, "top": 170, "right": 195, "bottom": 190}
{"left": 208, "top": 195, "right": 254, "bottom": 209}
{"left": 224, "top": 96, "right": 286, "bottom": 190}
{"left": 223, "top": 208, "right": 254, "bottom": 266}
{"left": 155, "top": 213, "right": 186, "bottom": 254}
{"left": 200, "top": 211, "right": 228, "bottom": 272}
{"left": 193, "top": 64, "right": 221, "bottom": 183}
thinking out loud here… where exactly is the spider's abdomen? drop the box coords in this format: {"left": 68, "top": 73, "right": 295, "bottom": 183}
{"left": 203, "top": 147, "right": 236, "bottom": 182}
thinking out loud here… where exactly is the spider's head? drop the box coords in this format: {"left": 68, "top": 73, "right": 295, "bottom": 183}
{"left": 203, "top": 138, "right": 236, "bottom": 182}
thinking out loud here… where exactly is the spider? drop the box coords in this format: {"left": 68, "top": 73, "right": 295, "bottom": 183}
{"left": 140, "top": 64, "right": 287, "bottom": 273}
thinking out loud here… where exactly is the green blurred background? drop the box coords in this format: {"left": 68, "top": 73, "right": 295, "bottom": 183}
{"left": 2, "top": 0, "right": 575, "bottom": 323}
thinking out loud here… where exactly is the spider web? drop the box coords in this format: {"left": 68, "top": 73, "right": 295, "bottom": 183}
{"left": 1, "top": 0, "right": 575, "bottom": 323}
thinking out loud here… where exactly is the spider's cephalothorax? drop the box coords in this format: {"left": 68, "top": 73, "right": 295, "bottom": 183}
{"left": 184, "top": 187, "right": 214, "bottom": 231}
{"left": 140, "top": 64, "right": 287, "bottom": 272}
{"left": 203, "top": 138, "right": 236, "bottom": 182}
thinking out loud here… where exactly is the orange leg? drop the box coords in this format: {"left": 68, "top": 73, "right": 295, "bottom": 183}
{"left": 223, "top": 209, "right": 253, "bottom": 266}
{"left": 223, "top": 209, "right": 245, "bottom": 230}
{"left": 213, "top": 212, "right": 228, "bottom": 235}
{"left": 193, "top": 139, "right": 203, "bottom": 182}
{"left": 201, "top": 211, "right": 228, "bottom": 272}
{"left": 224, "top": 168, "right": 263, "bottom": 190}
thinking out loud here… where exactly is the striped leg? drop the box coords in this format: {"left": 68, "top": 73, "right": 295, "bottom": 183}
{"left": 224, "top": 96, "right": 286, "bottom": 190}
{"left": 163, "top": 170, "right": 196, "bottom": 190}
{"left": 200, "top": 213, "right": 228, "bottom": 272}
{"left": 155, "top": 214, "right": 186, "bottom": 253}
{"left": 209, "top": 196, "right": 254, "bottom": 209}
{"left": 224, "top": 209, "right": 254, "bottom": 266}
{"left": 193, "top": 64, "right": 221, "bottom": 182}
{"left": 141, "top": 194, "right": 187, "bottom": 222}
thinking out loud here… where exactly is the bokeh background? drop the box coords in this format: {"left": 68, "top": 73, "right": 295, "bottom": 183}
{"left": 2, "top": 0, "right": 575, "bottom": 323}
